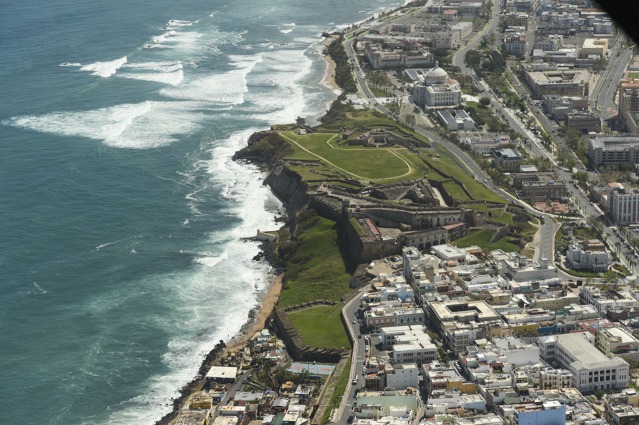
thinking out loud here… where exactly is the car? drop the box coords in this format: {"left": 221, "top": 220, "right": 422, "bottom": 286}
{"left": 353, "top": 320, "right": 357, "bottom": 324}
{"left": 352, "top": 378, "right": 358, "bottom": 385}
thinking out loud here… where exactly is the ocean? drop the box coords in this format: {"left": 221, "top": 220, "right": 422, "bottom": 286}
{"left": 0, "top": 0, "right": 401, "bottom": 423}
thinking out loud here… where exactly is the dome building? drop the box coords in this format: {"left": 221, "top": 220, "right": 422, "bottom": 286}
{"left": 412, "top": 62, "right": 462, "bottom": 108}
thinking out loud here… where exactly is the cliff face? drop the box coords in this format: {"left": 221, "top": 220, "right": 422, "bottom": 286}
{"left": 264, "top": 164, "right": 309, "bottom": 213}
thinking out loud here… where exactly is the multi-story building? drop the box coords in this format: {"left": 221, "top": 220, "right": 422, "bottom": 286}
{"left": 461, "top": 133, "right": 511, "bottom": 155}
{"left": 534, "top": 34, "right": 564, "bottom": 51}
{"left": 512, "top": 172, "right": 566, "bottom": 201}
{"left": 566, "top": 239, "right": 610, "bottom": 272}
{"left": 437, "top": 109, "right": 475, "bottom": 131}
{"left": 580, "top": 285, "right": 639, "bottom": 313}
{"left": 607, "top": 182, "right": 639, "bottom": 225}
{"left": 538, "top": 369, "right": 572, "bottom": 390}
{"left": 595, "top": 326, "right": 639, "bottom": 357}
{"left": 589, "top": 136, "right": 639, "bottom": 167}
{"left": 522, "top": 65, "right": 593, "bottom": 98}
{"left": 493, "top": 148, "right": 523, "bottom": 171}
{"left": 365, "top": 305, "right": 425, "bottom": 331}
{"left": 605, "top": 389, "right": 639, "bottom": 425}
{"left": 385, "top": 363, "right": 419, "bottom": 390}
{"left": 411, "top": 63, "right": 462, "bottom": 108}
{"left": 504, "top": 32, "right": 528, "bottom": 57}
{"left": 539, "top": 332, "right": 630, "bottom": 392}
{"left": 580, "top": 38, "right": 608, "bottom": 58}
{"left": 505, "top": 12, "right": 528, "bottom": 28}
{"left": 380, "top": 325, "right": 437, "bottom": 365}
{"left": 364, "top": 42, "right": 434, "bottom": 70}
{"left": 565, "top": 111, "right": 601, "bottom": 133}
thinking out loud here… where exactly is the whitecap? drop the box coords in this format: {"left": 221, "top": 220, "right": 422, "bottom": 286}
{"left": 79, "top": 56, "right": 127, "bottom": 78}
{"left": 4, "top": 101, "right": 209, "bottom": 149}
{"left": 59, "top": 62, "right": 81, "bottom": 67}
{"left": 160, "top": 54, "right": 263, "bottom": 105}
{"left": 280, "top": 29, "right": 294, "bottom": 34}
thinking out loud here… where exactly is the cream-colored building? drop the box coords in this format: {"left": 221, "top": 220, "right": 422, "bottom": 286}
{"left": 580, "top": 38, "right": 608, "bottom": 58}
{"left": 595, "top": 326, "right": 639, "bottom": 357}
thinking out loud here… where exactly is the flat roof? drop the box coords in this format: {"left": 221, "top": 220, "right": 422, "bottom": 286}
{"left": 206, "top": 366, "right": 238, "bottom": 380}
{"left": 557, "top": 332, "right": 625, "bottom": 366}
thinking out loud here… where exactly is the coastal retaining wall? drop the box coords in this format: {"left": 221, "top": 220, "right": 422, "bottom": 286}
{"left": 273, "top": 308, "right": 346, "bottom": 363}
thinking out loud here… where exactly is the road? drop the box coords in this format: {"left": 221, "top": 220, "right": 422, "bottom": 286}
{"left": 335, "top": 291, "right": 367, "bottom": 425}
{"left": 451, "top": 0, "right": 500, "bottom": 70}
{"left": 590, "top": 33, "right": 632, "bottom": 121}
{"left": 452, "top": 0, "right": 501, "bottom": 72}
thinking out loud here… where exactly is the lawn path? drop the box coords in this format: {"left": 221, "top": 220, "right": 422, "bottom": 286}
{"left": 280, "top": 132, "right": 414, "bottom": 181}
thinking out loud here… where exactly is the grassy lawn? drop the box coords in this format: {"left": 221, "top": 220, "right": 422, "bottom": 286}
{"left": 443, "top": 181, "right": 470, "bottom": 200}
{"left": 320, "top": 358, "right": 351, "bottom": 425}
{"left": 278, "top": 217, "right": 352, "bottom": 307}
{"left": 492, "top": 210, "right": 514, "bottom": 225}
{"left": 281, "top": 131, "right": 428, "bottom": 183}
{"left": 317, "top": 109, "right": 431, "bottom": 146}
{"left": 452, "top": 229, "right": 521, "bottom": 253}
{"left": 288, "top": 304, "right": 350, "bottom": 349}
{"left": 429, "top": 146, "right": 507, "bottom": 203}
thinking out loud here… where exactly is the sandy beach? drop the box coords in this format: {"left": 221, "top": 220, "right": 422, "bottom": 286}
{"left": 225, "top": 273, "right": 284, "bottom": 352}
{"left": 321, "top": 36, "right": 343, "bottom": 95}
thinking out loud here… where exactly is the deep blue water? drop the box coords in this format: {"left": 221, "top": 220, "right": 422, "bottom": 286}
{"left": 0, "top": 0, "right": 399, "bottom": 423}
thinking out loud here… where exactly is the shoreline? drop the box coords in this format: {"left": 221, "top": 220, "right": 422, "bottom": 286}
{"left": 321, "top": 35, "right": 343, "bottom": 95}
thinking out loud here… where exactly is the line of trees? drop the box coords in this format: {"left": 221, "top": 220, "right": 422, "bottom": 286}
{"left": 327, "top": 36, "right": 357, "bottom": 93}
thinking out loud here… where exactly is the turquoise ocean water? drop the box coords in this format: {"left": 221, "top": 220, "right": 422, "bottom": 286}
{"left": 0, "top": 0, "right": 400, "bottom": 423}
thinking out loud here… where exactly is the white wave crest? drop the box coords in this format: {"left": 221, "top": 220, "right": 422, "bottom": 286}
{"left": 160, "top": 54, "right": 262, "bottom": 104}
{"left": 3, "top": 101, "right": 208, "bottom": 149}
{"left": 79, "top": 56, "right": 128, "bottom": 78}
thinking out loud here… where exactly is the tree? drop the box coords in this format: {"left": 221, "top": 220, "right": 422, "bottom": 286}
{"left": 595, "top": 389, "right": 605, "bottom": 400}
{"left": 565, "top": 127, "right": 581, "bottom": 149}
{"left": 479, "top": 97, "right": 491, "bottom": 107}
{"left": 572, "top": 171, "right": 589, "bottom": 188}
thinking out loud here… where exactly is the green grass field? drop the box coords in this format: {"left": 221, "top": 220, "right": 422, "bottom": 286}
{"left": 288, "top": 304, "right": 350, "bottom": 349}
{"left": 492, "top": 210, "right": 514, "bottom": 225}
{"left": 452, "top": 229, "right": 521, "bottom": 253}
{"left": 280, "top": 131, "right": 428, "bottom": 183}
{"left": 278, "top": 217, "right": 352, "bottom": 308}
{"left": 428, "top": 146, "right": 507, "bottom": 203}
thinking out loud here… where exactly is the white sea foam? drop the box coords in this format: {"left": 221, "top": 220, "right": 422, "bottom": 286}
{"left": 280, "top": 29, "right": 294, "bottom": 34}
{"left": 99, "top": 128, "right": 281, "bottom": 425}
{"left": 58, "top": 62, "right": 81, "bottom": 67}
{"left": 79, "top": 56, "right": 128, "bottom": 78}
{"left": 160, "top": 54, "right": 262, "bottom": 104}
{"left": 167, "top": 19, "right": 194, "bottom": 27}
{"left": 4, "top": 101, "right": 208, "bottom": 149}
{"left": 242, "top": 49, "right": 312, "bottom": 123}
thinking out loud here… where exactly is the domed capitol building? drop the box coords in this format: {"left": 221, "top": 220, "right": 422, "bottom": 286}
{"left": 407, "top": 62, "right": 462, "bottom": 108}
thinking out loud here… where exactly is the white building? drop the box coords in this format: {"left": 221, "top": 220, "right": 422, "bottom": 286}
{"left": 566, "top": 240, "right": 610, "bottom": 272}
{"left": 461, "top": 133, "right": 511, "bottom": 155}
{"left": 386, "top": 363, "right": 420, "bottom": 390}
{"left": 608, "top": 183, "right": 639, "bottom": 225}
{"left": 539, "top": 332, "right": 630, "bottom": 392}
{"left": 412, "top": 63, "right": 461, "bottom": 108}
{"left": 437, "top": 110, "right": 475, "bottom": 131}
{"left": 365, "top": 305, "right": 425, "bottom": 331}
{"left": 580, "top": 286, "right": 639, "bottom": 312}
{"left": 504, "top": 32, "right": 528, "bottom": 57}
{"left": 380, "top": 325, "right": 437, "bottom": 365}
